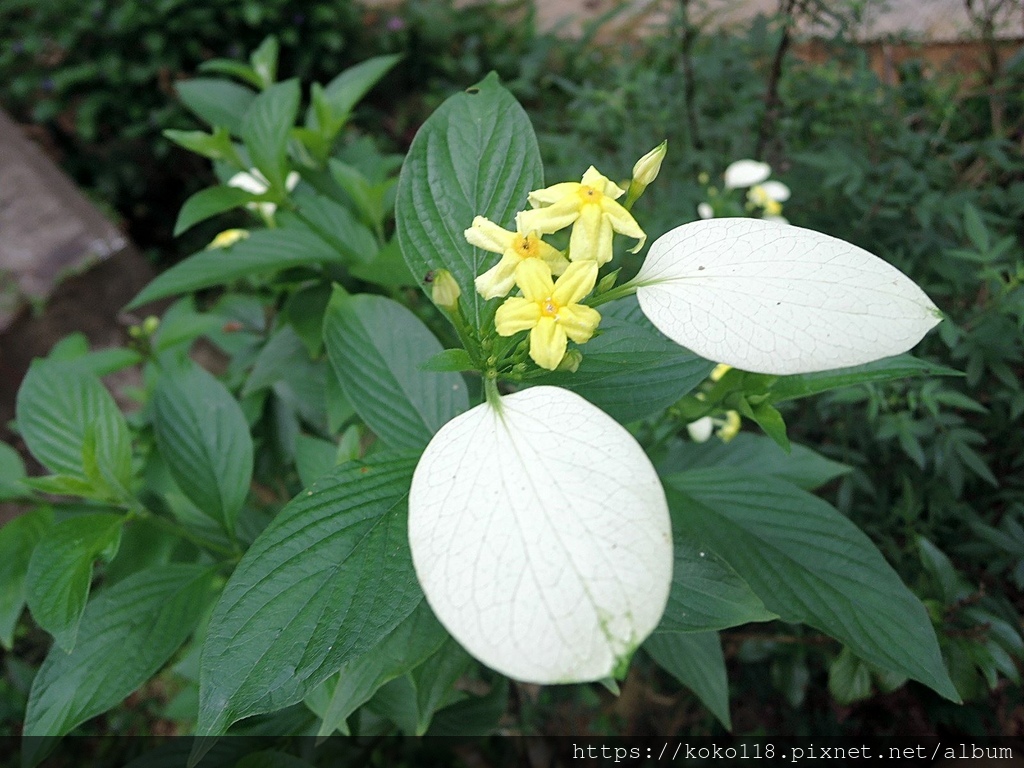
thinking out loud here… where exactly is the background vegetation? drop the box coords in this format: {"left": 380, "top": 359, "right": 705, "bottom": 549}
{"left": 1, "top": 0, "right": 1022, "bottom": 758}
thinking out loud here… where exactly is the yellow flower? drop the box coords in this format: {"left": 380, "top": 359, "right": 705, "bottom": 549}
{"left": 518, "top": 166, "right": 646, "bottom": 266}
{"left": 710, "top": 363, "right": 732, "bottom": 382}
{"left": 718, "top": 411, "right": 741, "bottom": 441}
{"left": 465, "top": 216, "right": 569, "bottom": 300}
{"left": 495, "top": 260, "right": 601, "bottom": 370}
{"left": 748, "top": 185, "right": 783, "bottom": 217}
{"left": 207, "top": 229, "right": 250, "bottom": 249}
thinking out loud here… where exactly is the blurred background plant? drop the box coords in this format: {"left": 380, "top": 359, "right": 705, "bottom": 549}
{"left": 1, "top": 0, "right": 1022, "bottom": 753}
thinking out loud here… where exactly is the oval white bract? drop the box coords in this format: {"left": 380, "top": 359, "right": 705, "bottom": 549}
{"left": 408, "top": 386, "right": 672, "bottom": 684}
{"left": 635, "top": 218, "right": 941, "bottom": 375}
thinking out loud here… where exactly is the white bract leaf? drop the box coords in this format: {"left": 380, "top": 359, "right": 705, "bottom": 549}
{"left": 723, "top": 160, "right": 771, "bottom": 189}
{"left": 408, "top": 386, "right": 672, "bottom": 684}
{"left": 635, "top": 219, "right": 942, "bottom": 375}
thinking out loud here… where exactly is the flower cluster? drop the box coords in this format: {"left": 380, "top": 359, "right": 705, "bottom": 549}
{"left": 464, "top": 149, "right": 664, "bottom": 371}
{"left": 410, "top": 140, "right": 942, "bottom": 688}
{"left": 697, "top": 159, "right": 790, "bottom": 222}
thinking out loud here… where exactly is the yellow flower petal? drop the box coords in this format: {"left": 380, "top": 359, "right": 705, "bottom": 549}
{"left": 529, "top": 316, "right": 568, "bottom": 370}
{"left": 551, "top": 261, "right": 598, "bottom": 307}
{"left": 537, "top": 241, "right": 570, "bottom": 276}
{"left": 580, "top": 166, "right": 625, "bottom": 200}
{"left": 568, "top": 203, "right": 605, "bottom": 263}
{"left": 557, "top": 304, "right": 601, "bottom": 344}
{"left": 527, "top": 182, "right": 581, "bottom": 208}
{"left": 495, "top": 297, "right": 541, "bottom": 336}
{"left": 710, "top": 363, "right": 732, "bottom": 382}
{"left": 475, "top": 252, "right": 522, "bottom": 300}
{"left": 514, "top": 259, "right": 556, "bottom": 303}
{"left": 517, "top": 195, "right": 581, "bottom": 235}
{"left": 718, "top": 411, "right": 742, "bottom": 442}
{"left": 600, "top": 198, "right": 647, "bottom": 253}
{"left": 464, "top": 215, "right": 514, "bottom": 254}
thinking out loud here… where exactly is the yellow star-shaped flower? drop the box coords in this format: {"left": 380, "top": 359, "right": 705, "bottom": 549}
{"left": 495, "top": 259, "right": 601, "bottom": 370}
{"left": 465, "top": 216, "right": 569, "bottom": 299}
{"left": 518, "top": 166, "right": 646, "bottom": 266}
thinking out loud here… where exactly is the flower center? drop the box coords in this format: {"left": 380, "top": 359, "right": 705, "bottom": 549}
{"left": 578, "top": 185, "right": 603, "bottom": 205}
{"left": 513, "top": 235, "right": 540, "bottom": 259}
{"left": 540, "top": 296, "right": 560, "bottom": 317}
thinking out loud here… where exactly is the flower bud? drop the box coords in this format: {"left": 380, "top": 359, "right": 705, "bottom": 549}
{"left": 631, "top": 141, "right": 667, "bottom": 187}
{"left": 556, "top": 349, "right": 583, "bottom": 373}
{"left": 208, "top": 229, "right": 249, "bottom": 250}
{"left": 431, "top": 269, "right": 461, "bottom": 311}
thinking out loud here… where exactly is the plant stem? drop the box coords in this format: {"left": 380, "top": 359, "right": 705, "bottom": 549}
{"left": 587, "top": 281, "right": 639, "bottom": 308}
{"left": 124, "top": 500, "right": 239, "bottom": 559}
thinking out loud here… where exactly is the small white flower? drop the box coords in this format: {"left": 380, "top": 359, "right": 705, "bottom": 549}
{"left": 760, "top": 180, "right": 791, "bottom": 202}
{"left": 228, "top": 168, "right": 300, "bottom": 219}
{"left": 686, "top": 416, "right": 714, "bottom": 442}
{"left": 723, "top": 160, "right": 771, "bottom": 190}
{"left": 697, "top": 202, "right": 714, "bottom": 220}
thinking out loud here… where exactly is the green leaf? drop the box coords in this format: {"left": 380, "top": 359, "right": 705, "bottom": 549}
{"left": 828, "top": 647, "right": 874, "bottom": 705}
{"left": 310, "top": 601, "right": 447, "bottom": 737}
{"left": 294, "top": 434, "right": 337, "bottom": 489}
{"left": 0, "top": 507, "right": 53, "bottom": 649}
{"left": 657, "top": 536, "right": 775, "bottom": 633}
{"left": 538, "top": 297, "right": 714, "bottom": 422}
{"left": 962, "top": 203, "right": 990, "bottom": 252}
{"left": 768, "top": 354, "right": 962, "bottom": 403}
{"left": 645, "top": 632, "right": 731, "bottom": 729}
{"left": 664, "top": 470, "right": 959, "bottom": 701}
{"left": 70, "top": 347, "right": 144, "bottom": 377}
{"left": 289, "top": 191, "right": 379, "bottom": 263}
{"left": 349, "top": 238, "right": 417, "bottom": 288}
{"left": 249, "top": 35, "right": 279, "bottom": 89}
{"left": 241, "top": 79, "right": 300, "bottom": 193}
{"left": 659, "top": 433, "right": 851, "bottom": 490}
{"left": 396, "top": 72, "right": 543, "bottom": 330}
{"left": 243, "top": 326, "right": 317, "bottom": 396}
{"left": 427, "top": 678, "right": 509, "bottom": 736}
{"left": 197, "top": 453, "right": 422, "bottom": 736}
{"left": 284, "top": 283, "right": 333, "bottom": 357}
{"left": 164, "top": 126, "right": 241, "bottom": 165}
{"left": 25, "top": 513, "right": 123, "bottom": 652}
{"left": 419, "top": 348, "right": 476, "bottom": 373}
{"left": 0, "top": 442, "right": 27, "bottom": 500}
{"left": 176, "top": 78, "right": 256, "bottom": 135}
{"left": 196, "top": 59, "right": 263, "bottom": 90}
{"left": 746, "top": 400, "right": 789, "bottom": 452}
{"left": 126, "top": 229, "right": 340, "bottom": 309}
{"left": 367, "top": 637, "right": 473, "bottom": 735}
{"left": 152, "top": 362, "right": 253, "bottom": 534}
{"left": 22, "top": 565, "right": 216, "bottom": 764}
{"left": 323, "top": 290, "right": 469, "bottom": 450}
{"left": 174, "top": 186, "right": 260, "bottom": 236}
{"left": 15, "top": 360, "right": 132, "bottom": 497}
{"left": 321, "top": 54, "right": 402, "bottom": 122}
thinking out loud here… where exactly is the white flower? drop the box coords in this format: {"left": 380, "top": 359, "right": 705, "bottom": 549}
{"left": 723, "top": 160, "right": 771, "bottom": 190}
{"left": 686, "top": 416, "right": 714, "bottom": 442}
{"left": 408, "top": 386, "right": 672, "bottom": 684}
{"left": 697, "top": 202, "right": 714, "bottom": 220}
{"left": 633, "top": 218, "right": 942, "bottom": 375}
{"left": 228, "top": 168, "right": 300, "bottom": 219}
{"left": 760, "top": 180, "right": 791, "bottom": 202}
